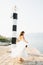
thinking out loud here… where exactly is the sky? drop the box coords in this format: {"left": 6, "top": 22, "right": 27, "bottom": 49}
{"left": 0, "top": 0, "right": 43, "bottom": 37}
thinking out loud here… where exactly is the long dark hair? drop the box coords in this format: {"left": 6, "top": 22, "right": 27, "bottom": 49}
{"left": 19, "top": 31, "right": 25, "bottom": 36}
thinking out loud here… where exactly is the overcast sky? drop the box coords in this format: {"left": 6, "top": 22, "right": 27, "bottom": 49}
{"left": 0, "top": 0, "right": 43, "bottom": 37}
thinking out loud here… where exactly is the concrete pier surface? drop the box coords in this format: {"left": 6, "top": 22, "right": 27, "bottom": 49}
{"left": 0, "top": 45, "right": 43, "bottom": 65}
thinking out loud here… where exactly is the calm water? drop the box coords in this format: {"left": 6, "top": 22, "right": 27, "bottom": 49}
{"left": 25, "top": 33, "right": 43, "bottom": 53}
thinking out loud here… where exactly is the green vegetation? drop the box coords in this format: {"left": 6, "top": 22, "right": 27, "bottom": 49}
{"left": 0, "top": 35, "right": 11, "bottom": 43}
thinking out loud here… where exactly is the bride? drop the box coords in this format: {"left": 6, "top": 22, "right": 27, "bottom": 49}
{"left": 11, "top": 31, "right": 29, "bottom": 62}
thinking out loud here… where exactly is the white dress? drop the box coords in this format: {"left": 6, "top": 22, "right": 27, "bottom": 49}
{"left": 11, "top": 40, "right": 28, "bottom": 59}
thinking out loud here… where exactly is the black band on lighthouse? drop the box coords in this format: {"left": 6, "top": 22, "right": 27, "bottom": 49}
{"left": 13, "top": 13, "right": 17, "bottom": 19}
{"left": 12, "top": 25, "right": 17, "bottom": 31}
{"left": 12, "top": 37, "right": 16, "bottom": 44}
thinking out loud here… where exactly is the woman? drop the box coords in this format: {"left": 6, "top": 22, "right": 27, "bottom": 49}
{"left": 11, "top": 31, "right": 29, "bottom": 62}
{"left": 16, "top": 31, "right": 28, "bottom": 43}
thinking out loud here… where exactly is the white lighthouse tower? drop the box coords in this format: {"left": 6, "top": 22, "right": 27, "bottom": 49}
{"left": 11, "top": 6, "right": 18, "bottom": 50}
{"left": 12, "top": 6, "right": 17, "bottom": 44}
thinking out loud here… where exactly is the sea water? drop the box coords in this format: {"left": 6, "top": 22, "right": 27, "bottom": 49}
{"left": 25, "top": 33, "right": 43, "bottom": 54}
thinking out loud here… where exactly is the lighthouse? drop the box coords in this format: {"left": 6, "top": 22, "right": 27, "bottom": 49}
{"left": 12, "top": 6, "right": 17, "bottom": 44}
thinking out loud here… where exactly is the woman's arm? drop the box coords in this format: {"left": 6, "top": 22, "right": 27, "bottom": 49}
{"left": 23, "top": 37, "right": 28, "bottom": 43}
{"left": 24, "top": 39, "right": 28, "bottom": 43}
